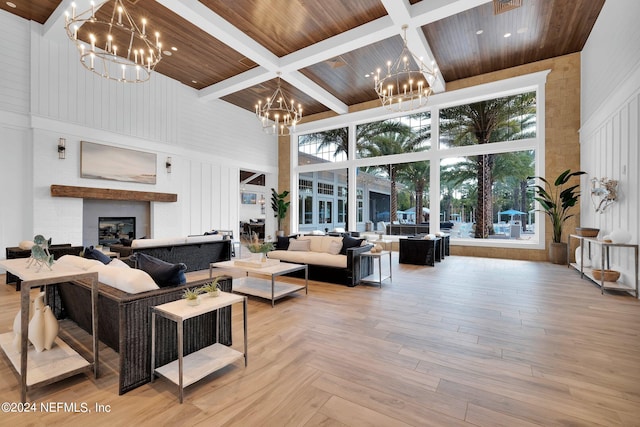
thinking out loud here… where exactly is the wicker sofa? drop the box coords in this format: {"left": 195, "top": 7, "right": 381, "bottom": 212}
{"left": 47, "top": 269, "right": 232, "bottom": 395}
{"left": 267, "top": 235, "right": 373, "bottom": 287}
{"left": 110, "top": 236, "right": 231, "bottom": 272}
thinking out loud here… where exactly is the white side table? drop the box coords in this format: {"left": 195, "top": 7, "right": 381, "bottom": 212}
{"left": 151, "top": 292, "right": 247, "bottom": 403}
{"left": 359, "top": 250, "right": 392, "bottom": 287}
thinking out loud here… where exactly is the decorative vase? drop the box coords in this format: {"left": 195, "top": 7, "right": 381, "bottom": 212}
{"left": 548, "top": 242, "right": 568, "bottom": 265}
{"left": 28, "top": 306, "right": 46, "bottom": 352}
{"left": 186, "top": 297, "right": 200, "bottom": 306}
{"left": 208, "top": 289, "right": 221, "bottom": 298}
{"left": 43, "top": 306, "right": 59, "bottom": 350}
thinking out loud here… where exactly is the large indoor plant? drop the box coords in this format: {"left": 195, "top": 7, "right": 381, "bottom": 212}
{"left": 271, "top": 188, "right": 290, "bottom": 237}
{"left": 528, "top": 169, "right": 585, "bottom": 264}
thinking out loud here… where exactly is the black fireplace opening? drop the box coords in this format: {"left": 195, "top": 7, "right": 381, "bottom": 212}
{"left": 99, "top": 217, "right": 136, "bottom": 245}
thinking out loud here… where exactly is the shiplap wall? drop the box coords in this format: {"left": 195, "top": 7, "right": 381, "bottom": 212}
{"left": 0, "top": 10, "right": 277, "bottom": 253}
{"left": 581, "top": 0, "right": 640, "bottom": 296}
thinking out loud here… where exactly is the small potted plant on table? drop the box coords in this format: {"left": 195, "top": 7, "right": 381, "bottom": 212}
{"left": 182, "top": 288, "right": 202, "bottom": 306}
{"left": 200, "top": 277, "right": 222, "bottom": 297}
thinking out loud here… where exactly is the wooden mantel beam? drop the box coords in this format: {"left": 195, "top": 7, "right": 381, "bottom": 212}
{"left": 51, "top": 185, "right": 177, "bottom": 202}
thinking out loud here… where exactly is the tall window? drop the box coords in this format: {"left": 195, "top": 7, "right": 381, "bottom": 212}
{"left": 293, "top": 72, "right": 544, "bottom": 248}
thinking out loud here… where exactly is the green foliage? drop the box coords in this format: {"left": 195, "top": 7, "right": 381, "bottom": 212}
{"left": 200, "top": 277, "right": 221, "bottom": 294}
{"left": 271, "top": 188, "right": 290, "bottom": 231}
{"left": 182, "top": 287, "right": 201, "bottom": 300}
{"left": 528, "top": 169, "right": 586, "bottom": 243}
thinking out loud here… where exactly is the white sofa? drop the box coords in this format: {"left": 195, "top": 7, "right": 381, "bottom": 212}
{"left": 267, "top": 235, "right": 373, "bottom": 286}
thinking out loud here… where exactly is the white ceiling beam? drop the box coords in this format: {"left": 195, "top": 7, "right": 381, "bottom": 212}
{"left": 155, "top": 0, "right": 280, "bottom": 70}
{"left": 157, "top": 0, "right": 347, "bottom": 114}
{"left": 281, "top": 72, "right": 349, "bottom": 115}
{"left": 199, "top": 67, "right": 275, "bottom": 101}
{"left": 380, "top": 0, "right": 447, "bottom": 92}
{"left": 279, "top": 16, "right": 396, "bottom": 73}
{"left": 409, "top": 0, "right": 492, "bottom": 27}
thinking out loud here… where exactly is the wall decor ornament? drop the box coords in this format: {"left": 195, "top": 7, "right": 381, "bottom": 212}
{"left": 81, "top": 140, "right": 157, "bottom": 184}
{"left": 27, "top": 234, "right": 54, "bottom": 272}
{"left": 590, "top": 177, "right": 618, "bottom": 213}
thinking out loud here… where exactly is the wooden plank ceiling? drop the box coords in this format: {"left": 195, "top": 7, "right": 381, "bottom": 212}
{"left": 2, "top": 0, "right": 604, "bottom": 118}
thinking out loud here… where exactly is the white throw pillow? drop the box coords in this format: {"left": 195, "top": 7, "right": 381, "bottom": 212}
{"left": 87, "top": 264, "right": 158, "bottom": 294}
{"left": 108, "top": 258, "right": 131, "bottom": 269}
{"left": 56, "top": 255, "right": 102, "bottom": 271}
{"left": 18, "top": 240, "right": 35, "bottom": 250}
{"left": 288, "top": 239, "right": 311, "bottom": 252}
{"left": 327, "top": 240, "right": 343, "bottom": 255}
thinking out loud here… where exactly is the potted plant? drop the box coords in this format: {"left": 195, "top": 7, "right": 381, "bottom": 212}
{"left": 200, "top": 277, "right": 221, "bottom": 297}
{"left": 271, "top": 188, "right": 290, "bottom": 237}
{"left": 246, "top": 233, "right": 274, "bottom": 262}
{"left": 528, "top": 169, "right": 586, "bottom": 264}
{"left": 182, "top": 287, "right": 202, "bottom": 306}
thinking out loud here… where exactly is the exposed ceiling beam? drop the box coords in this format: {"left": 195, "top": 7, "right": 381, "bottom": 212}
{"left": 162, "top": 0, "right": 493, "bottom": 114}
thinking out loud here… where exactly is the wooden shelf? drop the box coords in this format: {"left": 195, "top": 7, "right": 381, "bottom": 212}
{"left": 568, "top": 235, "right": 638, "bottom": 296}
{"left": 154, "top": 343, "right": 243, "bottom": 388}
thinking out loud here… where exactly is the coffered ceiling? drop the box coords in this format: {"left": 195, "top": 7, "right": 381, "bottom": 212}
{"left": 1, "top": 0, "right": 604, "bottom": 118}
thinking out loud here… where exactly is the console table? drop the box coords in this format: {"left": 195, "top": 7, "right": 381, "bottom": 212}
{"left": 0, "top": 259, "right": 99, "bottom": 402}
{"left": 5, "top": 244, "right": 84, "bottom": 289}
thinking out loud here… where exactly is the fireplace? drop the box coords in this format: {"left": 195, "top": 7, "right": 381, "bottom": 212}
{"left": 98, "top": 216, "right": 136, "bottom": 245}
{"left": 83, "top": 199, "right": 149, "bottom": 247}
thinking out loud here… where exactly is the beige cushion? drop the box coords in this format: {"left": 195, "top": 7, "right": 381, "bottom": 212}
{"left": 18, "top": 240, "right": 35, "bottom": 250}
{"left": 268, "top": 250, "right": 347, "bottom": 268}
{"left": 56, "top": 255, "right": 103, "bottom": 270}
{"left": 327, "top": 240, "right": 342, "bottom": 255}
{"left": 288, "top": 239, "right": 311, "bottom": 251}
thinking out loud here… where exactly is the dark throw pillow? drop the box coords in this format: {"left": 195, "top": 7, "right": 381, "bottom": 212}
{"left": 84, "top": 246, "right": 111, "bottom": 265}
{"left": 132, "top": 253, "right": 187, "bottom": 287}
{"left": 276, "top": 235, "right": 291, "bottom": 250}
{"left": 340, "top": 236, "right": 364, "bottom": 255}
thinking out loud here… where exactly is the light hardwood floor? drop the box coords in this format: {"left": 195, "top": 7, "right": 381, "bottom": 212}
{"left": 1, "top": 255, "right": 639, "bottom": 426}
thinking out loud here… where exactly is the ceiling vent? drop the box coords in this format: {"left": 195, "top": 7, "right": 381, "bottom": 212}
{"left": 493, "top": 0, "right": 522, "bottom": 15}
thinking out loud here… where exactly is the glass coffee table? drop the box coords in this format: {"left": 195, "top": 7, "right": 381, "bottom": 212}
{"left": 210, "top": 259, "right": 308, "bottom": 307}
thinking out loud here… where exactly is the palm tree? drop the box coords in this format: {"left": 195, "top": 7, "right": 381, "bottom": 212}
{"left": 359, "top": 125, "right": 426, "bottom": 222}
{"left": 440, "top": 92, "right": 536, "bottom": 238}
{"left": 299, "top": 121, "right": 410, "bottom": 229}
{"left": 397, "top": 161, "right": 430, "bottom": 223}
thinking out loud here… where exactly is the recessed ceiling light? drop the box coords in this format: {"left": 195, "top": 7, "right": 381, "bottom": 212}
{"left": 171, "top": 47, "right": 178, "bottom": 51}
{"left": 162, "top": 50, "right": 172, "bottom": 56}
{"left": 6, "top": 1, "right": 16, "bottom": 8}
{"left": 476, "top": 29, "right": 484, "bottom": 35}
{"left": 504, "top": 32, "right": 512, "bottom": 38}
{"left": 192, "top": 80, "right": 197, "bottom": 84}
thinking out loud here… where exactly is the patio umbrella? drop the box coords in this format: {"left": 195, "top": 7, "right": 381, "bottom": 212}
{"left": 498, "top": 209, "right": 526, "bottom": 222}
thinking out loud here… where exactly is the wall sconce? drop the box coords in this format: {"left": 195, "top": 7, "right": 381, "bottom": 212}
{"left": 259, "top": 194, "right": 266, "bottom": 214}
{"left": 590, "top": 177, "right": 618, "bottom": 213}
{"left": 57, "top": 138, "right": 66, "bottom": 159}
{"left": 165, "top": 157, "right": 172, "bottom": 173}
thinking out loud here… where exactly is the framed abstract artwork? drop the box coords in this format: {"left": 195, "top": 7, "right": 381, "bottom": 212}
{"left": 81, "top": 141, "right": 157, "bottom": 184}
{"left": 241, "top": 192, "right": 257, "bottom": 204}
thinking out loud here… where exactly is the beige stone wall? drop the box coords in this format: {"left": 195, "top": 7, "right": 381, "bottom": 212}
{"left": 278, "top": 53, "right": 582, "bottom": 261}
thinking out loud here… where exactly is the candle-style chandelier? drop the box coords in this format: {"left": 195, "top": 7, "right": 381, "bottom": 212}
{"left": 255, "top": 73, "right": 302, "bottom": 137}
{"left": 374, "top": 25, "right": 438, "bottom": 112}
{"left": 64, "top": 0, "right": 162, "bottom": 83}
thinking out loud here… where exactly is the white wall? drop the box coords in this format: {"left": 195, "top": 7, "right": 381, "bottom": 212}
{"left": 0, "top": 10, "right": 277, "bottom": 257}
{"left": 580, "top": 0, "right": 640, "bottom": 296}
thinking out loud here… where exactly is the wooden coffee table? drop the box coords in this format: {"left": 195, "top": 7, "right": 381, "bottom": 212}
{"left": 210, "top": 260, "right": 308, "bottom": 307}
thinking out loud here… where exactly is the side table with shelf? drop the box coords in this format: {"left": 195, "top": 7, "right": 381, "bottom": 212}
{"left": 568, "top": 234, "right": 639, "bottom": 296}
{"left": 358, "top": 250, "right": 392, "bottom": 287}
{"left": 0, "top": 258, "right": 99, "bottom": 403}
{"left": 151, "top": 292, "right": 247, "bottom": 403}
